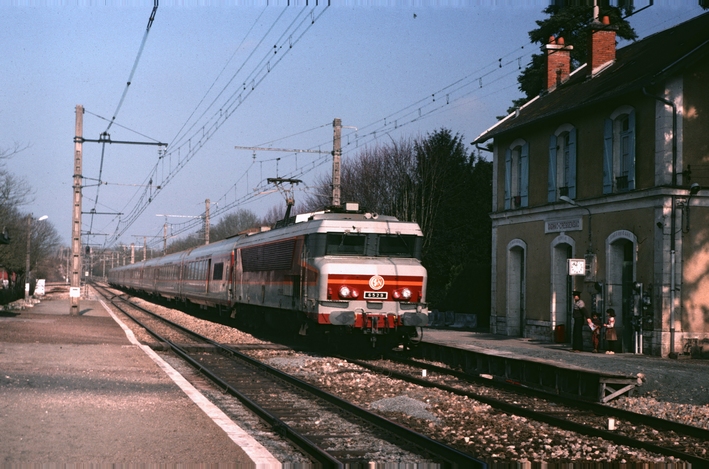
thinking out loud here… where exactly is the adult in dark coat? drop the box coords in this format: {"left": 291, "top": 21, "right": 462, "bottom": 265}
{"left": 572, "top": 291, "right": 588, "bottom": 351}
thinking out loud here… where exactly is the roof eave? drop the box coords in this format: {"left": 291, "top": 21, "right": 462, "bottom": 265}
{"left": 472, "top": 94, "right": 540, "bottom": 144}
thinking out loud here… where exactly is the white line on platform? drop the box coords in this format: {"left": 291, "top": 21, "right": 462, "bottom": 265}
{"left": 100, "top": 300, "right": 282, "bottom": 468}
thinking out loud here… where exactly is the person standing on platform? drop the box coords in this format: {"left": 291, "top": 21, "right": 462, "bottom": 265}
{"left": 572, "top": 291, "right": 588, "bottom": 352}
{"left": 590, "top": 312, "right": 601, "bottom": 353}
{"left": 604, "top": 308, "right": 617, "bottom": 354}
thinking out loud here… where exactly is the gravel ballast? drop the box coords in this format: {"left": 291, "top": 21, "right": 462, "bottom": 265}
{"left": 116, "top": 292, "right": 709, "bottom": 465}
{"left": 38, "top": 285, "right": 707, "bottom": 466}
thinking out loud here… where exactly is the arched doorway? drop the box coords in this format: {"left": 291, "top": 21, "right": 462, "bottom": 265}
{"left": 606, "top": 230, "right": 637, "bottom": 353}
{"left": 507, "top": 239, "right": 527, "bottom": 337}
{"left": 551, "top": 235, "right": 575, "bottom": 342}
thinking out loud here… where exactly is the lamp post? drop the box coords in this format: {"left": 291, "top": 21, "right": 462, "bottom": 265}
{"left": 25, "top": 214, "right": 48, "bottom": 302}
{"left": 560, "top": 196, "right": 592, "bottom": 253}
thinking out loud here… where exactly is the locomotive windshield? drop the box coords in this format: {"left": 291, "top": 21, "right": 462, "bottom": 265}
{"left": 326, "top": 233, "right": 366, "bottom": 255}
{"left": 308, "top": 232, "right": 422, "bottom": 259}
{"left": 378, "top": 234, "right": 418, "bottom": 257}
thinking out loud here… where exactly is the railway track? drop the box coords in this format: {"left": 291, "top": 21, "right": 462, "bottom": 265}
{"left": 346, "top": 354, "right": 709, "bottom": 466}
{"left": 94, "top": 284, "right": 487, "bottom": 468}
{"left": 95, "top": 284, "right": 708, "bottom": 465}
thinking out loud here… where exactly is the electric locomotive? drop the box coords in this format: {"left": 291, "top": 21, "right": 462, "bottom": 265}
{"left": 109, "top": 203, "right": 429, "bottom": 348}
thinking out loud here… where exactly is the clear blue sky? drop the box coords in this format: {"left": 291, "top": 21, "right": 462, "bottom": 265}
{"left": 1, "top": 1, "right": 705, "bottom": 249}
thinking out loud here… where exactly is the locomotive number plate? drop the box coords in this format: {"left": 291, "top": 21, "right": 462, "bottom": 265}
{"left": 364, "top": 291, "right": 388, "bottom": 299}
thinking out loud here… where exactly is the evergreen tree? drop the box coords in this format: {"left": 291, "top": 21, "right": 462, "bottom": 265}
{"left": 513, "top": 2, "right": 637, "bottom": 108}
{"left": 413, "top": 130, "right": 491, "bottom": 313}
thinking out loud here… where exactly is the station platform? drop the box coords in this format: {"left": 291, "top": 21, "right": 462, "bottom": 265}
{"left": 0, "top": 297, "right": 279, "bottom": 466}
{"left": 418, "top": 328, "right": 709, "bottom": 404}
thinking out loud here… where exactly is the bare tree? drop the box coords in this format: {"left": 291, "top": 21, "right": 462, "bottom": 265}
{"left": 29, "top": 218, "right": 62, "bottom": 280}
{"left": 0, "top": 142, "right": 30, "bottom": 162}
{"left": 0, "top": 143, "right": 34, "bottom": 249}
{"left": 258, "top": 201, "right": 303, "bottom": 227}
{"left": 209, "top": 209, "right": 260, "bottom": 240}
{"left": 165, "top": 209, "right": 263, "bottom": 254}
{"left": 301, "top": 136, "right": 417, "bottom": 218}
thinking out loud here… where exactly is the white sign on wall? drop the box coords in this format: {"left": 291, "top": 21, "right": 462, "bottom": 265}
{"left": 546, "top": 217, "right": 582, "bottom": 234}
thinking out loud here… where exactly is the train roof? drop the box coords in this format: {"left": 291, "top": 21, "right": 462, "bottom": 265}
{"left": 110, "top": 204, "right": 423, "bottom": 271}
{"left": 231, "top": 209, "right": 423, "bottom": 247}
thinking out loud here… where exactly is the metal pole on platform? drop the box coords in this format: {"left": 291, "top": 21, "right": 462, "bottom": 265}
{"left": 71, "top": 105, "right": 83, "bottom": 315}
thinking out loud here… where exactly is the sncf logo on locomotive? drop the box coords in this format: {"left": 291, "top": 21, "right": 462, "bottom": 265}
{"left": 368, "top": 275, "right": 385, "bottom": 290}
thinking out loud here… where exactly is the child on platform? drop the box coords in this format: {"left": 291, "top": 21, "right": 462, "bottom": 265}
{"left": 590, "top": 312, "right": 602, "bottom": 353}
{"left": 604, "top": 309, "right": 617, "bottom": 354}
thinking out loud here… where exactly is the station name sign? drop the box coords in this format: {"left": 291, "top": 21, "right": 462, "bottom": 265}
{"left": 545, "top": 217, "right": 582, "bottom": 234}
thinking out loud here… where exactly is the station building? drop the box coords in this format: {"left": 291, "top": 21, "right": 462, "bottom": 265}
{"left": 472, "top": 12, "right": 709, "bottom": 356}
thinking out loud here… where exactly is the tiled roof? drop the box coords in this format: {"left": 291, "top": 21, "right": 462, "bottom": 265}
{"left": 473, "top": 12, "right": 709, "bottom": 143}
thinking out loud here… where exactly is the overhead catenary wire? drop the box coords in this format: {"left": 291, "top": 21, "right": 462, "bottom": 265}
{"left": 167, "top": 6, "right": 277, "bottom": 151}
{"left": 85, "top": 1, "right": 159, "bottom": 250}
{"left": 109, "top": 4, "right": 695, "bottom": 251}
{"left": 143, "top": 52, "right": 530, "bottom": 248}
{"left": 101, "top": 3, "right": 520, "bottom": 248}
{"left": 293, "top": 5, "right": 690, "bottom": 158}
{"left": 104, "top": 4, "right": 330, "bottom": 247}
{"left": 104, "top": 0, "right": 159, "bottom": 135}
{"left": 85, "top": 109, "right": 165, "bottom": 144}
{"left": 120, "top": 16, "right": 538, "bottom": 251}
{"left": 168, "top": 6, "right": 316, "bottom": 153}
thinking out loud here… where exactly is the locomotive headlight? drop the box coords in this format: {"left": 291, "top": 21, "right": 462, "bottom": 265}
{"left": 350, "top": 288, "right": 360, "bottom": 299}
{"left": 393, "top": 287, "right": 412, "bottom": 301}
{"left": 339, "top": 285, "right": 352, "bottom": 299}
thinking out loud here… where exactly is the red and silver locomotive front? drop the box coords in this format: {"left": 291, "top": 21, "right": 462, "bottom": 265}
{"left": 302, "top": 215, "right": 428, "bottom": 340}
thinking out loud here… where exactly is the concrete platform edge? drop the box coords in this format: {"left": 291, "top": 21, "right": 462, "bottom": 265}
{"left": 98, "top": 299, "right": 281, "bottom": 468}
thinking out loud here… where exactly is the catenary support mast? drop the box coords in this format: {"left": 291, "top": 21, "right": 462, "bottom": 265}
{"left": 332, "top": 118, "right": 342, "bottom": 207}
{"left": 71, "top": 105, "right": 83, "bottom": 315}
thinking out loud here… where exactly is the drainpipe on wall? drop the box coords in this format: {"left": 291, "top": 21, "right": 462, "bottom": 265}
{"left": 643, "top": 87, "right": 678, "bottom": 358}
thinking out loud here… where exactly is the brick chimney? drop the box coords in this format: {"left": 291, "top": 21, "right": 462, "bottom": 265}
{"left": 588, "top": 15, "right": 618, "bottom": 77}
{"left": 545, "top": 36, "right": 573, "bottom": 91}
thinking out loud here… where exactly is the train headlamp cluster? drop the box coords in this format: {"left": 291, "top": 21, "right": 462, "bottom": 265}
{"left": 329, "top": 285, "right": 416, "bottom": 301}
{"left": 392, "top": 287, "right": 412, "bottom": 300}
{"left": 338, "top": 285, "right": 360, "bottom": 300}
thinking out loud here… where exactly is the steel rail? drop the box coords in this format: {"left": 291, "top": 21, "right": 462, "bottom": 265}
{"left": 389, "top": 354, "right": 709, "bottom": 441}
{"left": 351, "top": 355, "right": 709, "bottom": 466}
{"left": 99, "top": 286, "right": 487, "bottom": 468}
{"left": 99, "top": 288, "right": 341, "bottom": 468}
{"left": 218, "top": 343, "right": 487, "bottom": 468}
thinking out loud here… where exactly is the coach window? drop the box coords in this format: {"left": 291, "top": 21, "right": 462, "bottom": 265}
{"left": 504, "top": 139, "right": 529, "bottom": 210}
{"left": 213, "top": 262, "right": 224, "bottom": 281}
{"left": 548, "top": 125, "right": 577, "bottom": 202}
{"left": 603, "top": 106, "right": 636, "bottom": 193}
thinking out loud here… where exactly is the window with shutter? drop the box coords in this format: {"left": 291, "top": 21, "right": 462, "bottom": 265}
{"left": 604, "top": 107, "right": 636, "bottom": 193}
{"left": 505, "top": 140, "right": 529, "bottom": 209}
